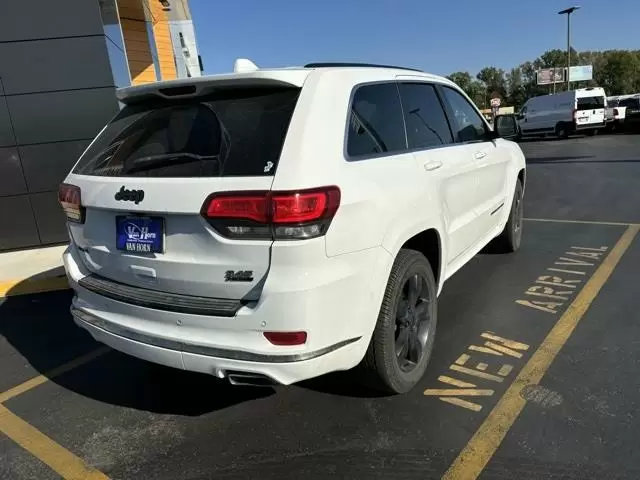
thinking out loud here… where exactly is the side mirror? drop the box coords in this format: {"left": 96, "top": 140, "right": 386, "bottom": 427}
{"left": 493, "top": 114, "right": 519, "bottom": 139}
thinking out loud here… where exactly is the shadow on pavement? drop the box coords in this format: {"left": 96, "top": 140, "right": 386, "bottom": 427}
{"left": 0, "top": 269, "right": 273, "bottom": 415}
{"left": 298, "top": 369, "right": 388, "bottom": 398}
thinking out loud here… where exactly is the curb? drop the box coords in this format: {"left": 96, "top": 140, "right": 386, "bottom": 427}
{"left": 0, "top": 276, "right": 70, "bottom": 298}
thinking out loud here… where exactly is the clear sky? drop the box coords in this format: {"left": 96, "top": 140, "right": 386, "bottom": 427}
{"left": 189, "top": 0, "right": 638, "bottom": 77}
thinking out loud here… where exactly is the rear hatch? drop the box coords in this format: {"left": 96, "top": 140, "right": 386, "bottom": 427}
{"left": 575, "top": 95, "right": 605, "bottom": 127}
{"left": 63, "top": 82, "right": 302, "bottom": 301}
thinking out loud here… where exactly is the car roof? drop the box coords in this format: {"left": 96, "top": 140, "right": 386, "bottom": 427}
{"left": 117, "top": 61, "right": 455, "bottom": 104}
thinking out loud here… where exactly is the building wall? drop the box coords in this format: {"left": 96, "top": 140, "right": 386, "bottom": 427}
{"left": 168, "top": 20, "right": 202, "bottom": 78}
{"left": 0, "top": 0, "right": 120, "bottom": 251}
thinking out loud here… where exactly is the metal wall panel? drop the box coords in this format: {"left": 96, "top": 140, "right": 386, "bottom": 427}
{"left": 0, "top": 147, "right": 27, "bottom": 197}
{"left": 0, "top": 196, "right": 40, "bottom": 251}
{"left": 0, "top": 0, "right": 103, "bottom": 42}
{"left": 0, "top": 0, "right": 119, "bottom": 251}
{"left": 19, "top": 140, "right": 90, "bottom": 193}
{"left": 0, "top": 37, "right": 115, "bottom": 95}
{"left": 30, "top": 191, "right": 69, "bottom": 245}
{"left": 6, "top": 88, "right": 118, "bottom": 146}
{"left": 0, "top": 96, "right": 15, "bottom": 148}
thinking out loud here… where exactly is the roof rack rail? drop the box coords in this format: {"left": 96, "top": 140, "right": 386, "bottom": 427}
{"left": 304, "top": 62, "right": 422, "bottom": 73}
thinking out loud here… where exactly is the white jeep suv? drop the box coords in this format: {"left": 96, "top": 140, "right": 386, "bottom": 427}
{"left": 60, "top": 61, "right": 525, "bottom": 394}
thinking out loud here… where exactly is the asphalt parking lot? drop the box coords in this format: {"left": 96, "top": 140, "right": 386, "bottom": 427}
{"left": 1, "top": 133, "right": 640, "bottom": 480}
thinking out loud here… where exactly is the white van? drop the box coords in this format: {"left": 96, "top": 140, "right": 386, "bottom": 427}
{"left": 517, "top": 87, "right": 606, "bottom": 139}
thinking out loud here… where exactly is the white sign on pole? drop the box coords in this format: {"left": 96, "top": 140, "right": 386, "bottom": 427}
{"left": 567, "top": 65, "right": 593, "bottom": 82}
{"left": 490, "top": 98, "right": 501, "bottom": 107}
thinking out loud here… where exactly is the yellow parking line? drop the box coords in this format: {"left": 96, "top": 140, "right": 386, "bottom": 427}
{"left": 442, "top": 224, "right": 639, "bottom": 480}
{"left": 0, "top": 276, "right": 69, "bottom": 298}
{"left": 524, "top": 217, "right": 638, "bottom": 227}
{"left": 0, "top": 347, "right": 110, "bottom": 404}
{"left": 0, "top": 404, "right": 109, "bottom": 479}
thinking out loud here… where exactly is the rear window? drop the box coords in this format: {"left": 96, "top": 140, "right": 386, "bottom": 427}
{"left": 576, "top": 96, "right": 605, "bottom": 110}
{"left": 72, "top": 87, "right": 300, "bottom": 177}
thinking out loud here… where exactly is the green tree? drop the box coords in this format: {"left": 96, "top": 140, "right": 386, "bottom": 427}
{"left": 506, "top": 67, "right": 526, "bottom": 109}
{"left": 476, "top": 67, "right": 507, "bottom": 100}
{"left": 447, "top": 72, "right": 488, "bottom": 108}
{"left": 449, "top": 47, "right": 640, "bottom": 108}
{"left": 594, "top": 50, "right": 640, "bottom": 95}
{"left": 447, "top": 71, "right": 473, "bottom": 92}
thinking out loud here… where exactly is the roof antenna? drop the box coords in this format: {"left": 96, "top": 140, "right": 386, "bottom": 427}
{"left": 234, "top": 58, "right": 259, "bottom": 73}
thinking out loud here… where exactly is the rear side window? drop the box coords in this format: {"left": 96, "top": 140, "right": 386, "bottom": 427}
{"left": 72, "top": 87, "right": 300, "bottom": 177}
{"left": 398, "top": 83, "right": 453, "bottom": 149}
{"left": 346, "top": 83, "right": 406, "bottom": 158}
{"left": 576, "top": 96, "right": 605, "bottom": 110}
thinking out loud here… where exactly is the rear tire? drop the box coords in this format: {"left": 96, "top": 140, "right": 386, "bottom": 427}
{"left": 493, "top": 179, "right": 524, "bottom": 253}
{"left": 555, "top": 122, "right": 569, "bottom": 139}
{"left": 362, "top": 249, "right": 437, "bottom": 394}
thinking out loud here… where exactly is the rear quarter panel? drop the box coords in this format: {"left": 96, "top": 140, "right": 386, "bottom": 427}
{"left": 272, "top": 69, "right": 437, "bottom": 258}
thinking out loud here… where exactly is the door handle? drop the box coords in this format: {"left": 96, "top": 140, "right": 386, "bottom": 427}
{"left": 424, "top": 160, "right": 442, "bottom": 171}
{"left": 474, "top": 152, "right": 487, "bottom": 160}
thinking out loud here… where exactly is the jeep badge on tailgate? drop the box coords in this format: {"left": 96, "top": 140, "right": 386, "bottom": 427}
{"left": 115, "top": 186, "right": 145, "bottom": 204}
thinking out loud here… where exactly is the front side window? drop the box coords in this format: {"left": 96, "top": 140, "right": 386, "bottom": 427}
{"left": 398, "top": 83, "right": 453, "bottom": 149}
{"left": 346, "top": 83, "right": 406, "bottom": 158}
{"left": 72, "top": 87, "right": 300, "bottom": 177}
{"left": 440, "top": 87, "right": 488, "bottom": 143}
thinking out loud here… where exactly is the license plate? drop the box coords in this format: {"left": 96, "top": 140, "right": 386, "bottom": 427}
{"left": 577, "top": 117, "right": 589, "bottom": 123}
{"left": 116, "top": 216, "right": 164, "bottom": 254}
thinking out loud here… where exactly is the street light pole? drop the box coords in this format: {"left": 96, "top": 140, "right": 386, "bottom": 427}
{"left": 558, "top": 6, "right": 580, "bottom": 91}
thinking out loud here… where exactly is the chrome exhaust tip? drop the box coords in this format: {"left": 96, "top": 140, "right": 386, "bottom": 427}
{"left": 226, "top": 371, "right": 277, "bottom": 387}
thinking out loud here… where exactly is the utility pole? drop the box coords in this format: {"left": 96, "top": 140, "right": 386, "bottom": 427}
{"left": 558, "top": 6, "right": 580, "bottom": 91}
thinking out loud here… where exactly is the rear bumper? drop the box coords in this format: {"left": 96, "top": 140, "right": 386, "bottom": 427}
{"left": 575, "top": 121, "right": 606, "bottom": 130}
{"left": 63, "top": 242, "right": 390, "bottom": 384}
{"left": 71, "top": 306, "right": 364, "bottom": 385}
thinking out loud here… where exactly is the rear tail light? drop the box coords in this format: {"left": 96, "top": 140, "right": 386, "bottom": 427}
{"left": 58, "top": 183, "right": 85, "bottom": 223}
{"left": 202, "top": 186, "right": 340, "bottom": 240}
{"left": 263, "top": 331, "right": 307, "bottom": 346}
{"left": 572, "top": 108, "right": 577, "bottom": 120}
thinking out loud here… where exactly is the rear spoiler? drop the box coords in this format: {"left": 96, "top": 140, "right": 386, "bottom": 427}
{"left": 117, "top": 70, "right": 310, "bottom": 105}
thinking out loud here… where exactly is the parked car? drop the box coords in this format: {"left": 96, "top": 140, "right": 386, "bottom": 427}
{"left": 517, "top": 87, "right": 607, "bottom": 139}
{"left": 59, "top": 60, "right": 526, "bottom": 394}
{"left": 617, "top": 96, "right": 640, "bottom": 131}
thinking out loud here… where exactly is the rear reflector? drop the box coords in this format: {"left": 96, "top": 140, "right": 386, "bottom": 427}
{"left": 58, "top": 183, "right": 84, "bottom": 223}
{"left": 202, "top": 186, "right": 340, "bottom": 240}
{"left": 263, "top": 331, "right": 307, "bottom": 346}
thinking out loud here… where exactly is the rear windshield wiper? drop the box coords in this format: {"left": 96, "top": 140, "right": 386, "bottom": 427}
{"left": 123, "top": 153, "right": 221, "bottom": 174}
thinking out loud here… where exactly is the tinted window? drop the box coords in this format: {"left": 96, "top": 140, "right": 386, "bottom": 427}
{"left": 347, "top": 83, "right": 406, "bottom": 158}
{"left": 440, "top": 87, "right": 487, "bottom": 143}
{"left": 576, "top": 96, "right": 605, "bottom": 110}
{"left": 72, "top": 87, "right": 300, "bottom": 177}
{"left": 619, "top": 98, "right": 640, "bottom": 108}
{"left": 398, "top": 83, "right": 453, "bottom": 149}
